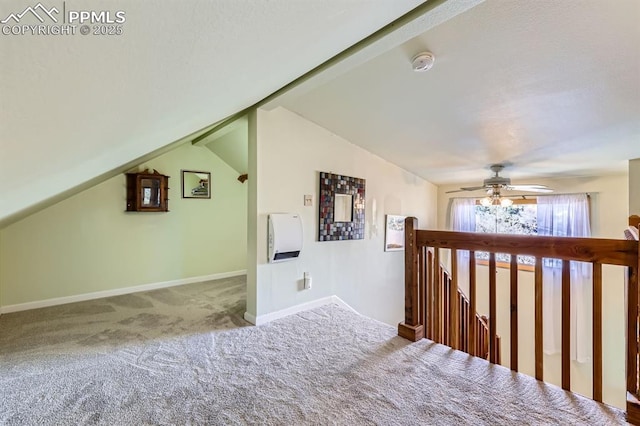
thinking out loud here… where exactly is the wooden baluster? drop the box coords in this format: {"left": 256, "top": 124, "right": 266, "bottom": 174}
{"left": 593, "top": 262, "right": 602, "bottom": 402}
{"left": 450, "top": 250, "right": 459, "bottom": 350}
{"left": 461, "top": 296, "right": 467, "bottom": 352}
{"left": 477, "top": 321, "right": 481, "bottom": 357}
{"left": 483, "top": 320, "right": 489, "bottom": 359}
{"left": 489, "top": 253, "right": 497, "bottom": 364}
{"left": 443, "top": 273, "right": 449, "bottom": 345}
{"left": 419, "top": 246, "right": 426, "bottom": 339}
{"left": 482, "top": 328, "right": 490, "bottom": 361}
{"left": 535, "top": 257, "right": 543, "bottom": 381}
{"left": 482, "top": 325, "right": 487, "bottom": 359}
{"left": 434, "top": 249, "right": 441, "bottom": 343}
{"left": 466, "top": 301, "right": 473, "bottom": 353}
{"left": 477, "top": 320, "right": 481, "bottom": 357}
{"left": 477, "top": 319, "right": 481, "bottom": 357}
{"left": 510, "top": 255, "right": 519, "bottom": 372}
{"left": 469, "top": 251, "right": 477, "bottom": 357}
{"left": 562, "top": 260, "right": 571, "bottom": 391}
{"left": 398, "top": 217, "right": 424, "bottom": 341}
{"left": 441, "top": 274, "right": 449, "bottom": 346}
{"left": 476, "top": 318, "right": 480, "bottom": 357}
{"left": 426, "top": 249, "right": 434, "bottom": 341}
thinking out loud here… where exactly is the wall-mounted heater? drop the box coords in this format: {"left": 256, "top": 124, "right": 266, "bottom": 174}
{"left": 268, "top": 213, "right": 303, "bottom": 263}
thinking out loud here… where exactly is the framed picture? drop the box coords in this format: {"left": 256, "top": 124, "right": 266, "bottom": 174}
{"left": 181, "top": 170, "right": 211, "bottom": 199}
{"left": 385, "top": 215, "right": 406, "bottom": 251}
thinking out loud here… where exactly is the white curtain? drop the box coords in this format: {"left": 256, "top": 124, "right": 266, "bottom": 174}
{"left": 537, "top": 194, "right": 591, "bottom": 362}
{"left": 450, "top": 198, "right": 477, "bottom": 296}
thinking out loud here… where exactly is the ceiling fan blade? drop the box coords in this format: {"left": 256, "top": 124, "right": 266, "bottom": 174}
{"left": 507, "top": 185, "right": 553, "bottom": 193}
{"left": 445, "top": 186, "right": 486, "bottom": 194}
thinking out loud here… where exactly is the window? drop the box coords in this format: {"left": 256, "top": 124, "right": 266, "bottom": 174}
{"left": 451, "top": 194, "right": 591, "bottom": 269}
{"left": 475, "top": 203, "right": 537, "bottom": 266}
{"left": 475, "top": 204, "right": 537, "bottom": 235}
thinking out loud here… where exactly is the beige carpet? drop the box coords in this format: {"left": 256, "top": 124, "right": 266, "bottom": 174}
{"left": 0, "top": 276, "right": 625, "bottom": 424}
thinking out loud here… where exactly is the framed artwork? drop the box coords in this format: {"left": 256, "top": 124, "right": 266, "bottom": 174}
{"left": 181, "top": 170, "right": 211, "bottom": 199}
{"left": 385, "top": 215, "right": 406, "bottom": 251}
{"left": 318, "top": 172, "right": 366, "bottom": 241}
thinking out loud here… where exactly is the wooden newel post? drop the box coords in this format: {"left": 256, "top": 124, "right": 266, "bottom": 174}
{"left": 398, "top": 217, "right": 424, "bottom": 342}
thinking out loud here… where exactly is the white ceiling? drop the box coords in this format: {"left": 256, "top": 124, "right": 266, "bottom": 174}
{"left": 279, "top": 0, "right": 640, "bottom": 185}
{"left": 0, "top": 0, "right": 428, "bottom": 222}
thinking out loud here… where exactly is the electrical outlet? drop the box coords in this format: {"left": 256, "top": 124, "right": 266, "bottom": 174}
{"left": 303, "top": 272, "right": 312, "bottom": 289}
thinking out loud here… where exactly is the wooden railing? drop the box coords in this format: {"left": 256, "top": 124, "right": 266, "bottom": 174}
{"left": 398, "top": 217, "right": 640, "bottom": 423}
{"left": 432, "top": 260, "right": 500, "bottom": 362}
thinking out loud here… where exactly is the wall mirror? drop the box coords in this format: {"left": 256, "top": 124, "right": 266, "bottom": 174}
{"left": 140, "top": 178, "right": 161, "bottom": 207}
{"left": 318, "top": 172, "right": 365, "bottom": 241}
{"left": 334, "top": 194, "right": 353, "bottom": 222}
{"left": 182, "top": 170, "right": 211, "bottom": 199}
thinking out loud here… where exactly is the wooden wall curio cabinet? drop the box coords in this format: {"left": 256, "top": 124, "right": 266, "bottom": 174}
{"left": 125, "top": 169, "right": 169, "bottom": 212}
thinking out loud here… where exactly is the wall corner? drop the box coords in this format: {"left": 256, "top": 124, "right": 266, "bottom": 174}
{"left": 245, "top": 109, "right": 259, "bottom": 319}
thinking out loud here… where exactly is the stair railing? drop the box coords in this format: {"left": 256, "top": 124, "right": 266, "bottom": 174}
{"left": 398, "top": 217, "right": 640, "bottom": 422}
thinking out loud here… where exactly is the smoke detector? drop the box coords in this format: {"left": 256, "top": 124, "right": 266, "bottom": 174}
{"left": 411, "top": 52, "right": 435, "bottom": 72}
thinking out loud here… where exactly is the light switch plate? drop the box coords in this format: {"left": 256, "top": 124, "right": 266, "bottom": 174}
{"left": 304, "top": 195, "right": 313, "bottom": 206}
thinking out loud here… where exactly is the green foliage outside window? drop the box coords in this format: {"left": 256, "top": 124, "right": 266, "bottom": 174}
{"left": 476, "top": 205, "right": 537, "bottom": 265}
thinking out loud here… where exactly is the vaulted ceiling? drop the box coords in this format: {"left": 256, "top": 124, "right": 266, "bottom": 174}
{"left": 278, "top": 0, "right": 640, "bottom": 185}
{"left": 1, "top": 0, "right": 439, "bottom": 224}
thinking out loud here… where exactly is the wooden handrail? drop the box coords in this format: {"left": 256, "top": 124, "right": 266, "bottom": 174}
{"left": 417, "top": 230, "right": 637, "bottom": 266}
{"left": 399, "top": 217, "right": 640, "bottom": 424}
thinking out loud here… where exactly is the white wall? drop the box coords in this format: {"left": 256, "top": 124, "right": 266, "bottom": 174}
{"left": 248, "top": 107, "right": 437, "bottom": 326}
{"left": 437, "top": 173, "right": 629, "bottom": 408}
{"left": 0, "top": 144, "right": 247, "bottom": 309}
{"left": 631, "top": 158, "right": 640, "bottom": 215}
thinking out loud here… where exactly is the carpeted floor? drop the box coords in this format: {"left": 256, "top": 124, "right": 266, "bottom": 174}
{"left": 0, "top": 276, "right": 625, "bottom": 425}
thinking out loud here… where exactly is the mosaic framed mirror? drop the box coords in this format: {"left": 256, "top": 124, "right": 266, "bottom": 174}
{"left": 318, "top": 172, "right": 365, "bottom": 241}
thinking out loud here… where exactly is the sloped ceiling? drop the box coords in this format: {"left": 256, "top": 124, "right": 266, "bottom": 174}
{"left": 203, "top": 120, "right": 248, "bottom": 175}
{"left": 0, "top": 0, "right": 430, "bottom": 223}
{"left": 279, "top": 0, "right": 640, "bottom": 185}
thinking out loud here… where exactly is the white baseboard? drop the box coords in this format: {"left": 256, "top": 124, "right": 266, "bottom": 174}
{"left": 243, "top": 295, "right": 358, "bottom": 326}
{"left": 0, "top": 270, "right": 247, "bottom": 314}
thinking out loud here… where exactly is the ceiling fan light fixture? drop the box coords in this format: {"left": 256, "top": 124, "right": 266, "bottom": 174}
{"left": 500, "top": 198, "right": 514, "bottom": 207}
{"left": 446, "top": 164, "right": 554, "bottom": 195}
{"left": 480, "top": 197, "right": 493, "bottom": 207}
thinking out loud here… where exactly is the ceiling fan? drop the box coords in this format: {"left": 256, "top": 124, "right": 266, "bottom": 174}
{"left": 447, "top": 164, "right": 553, "bottom": 206}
